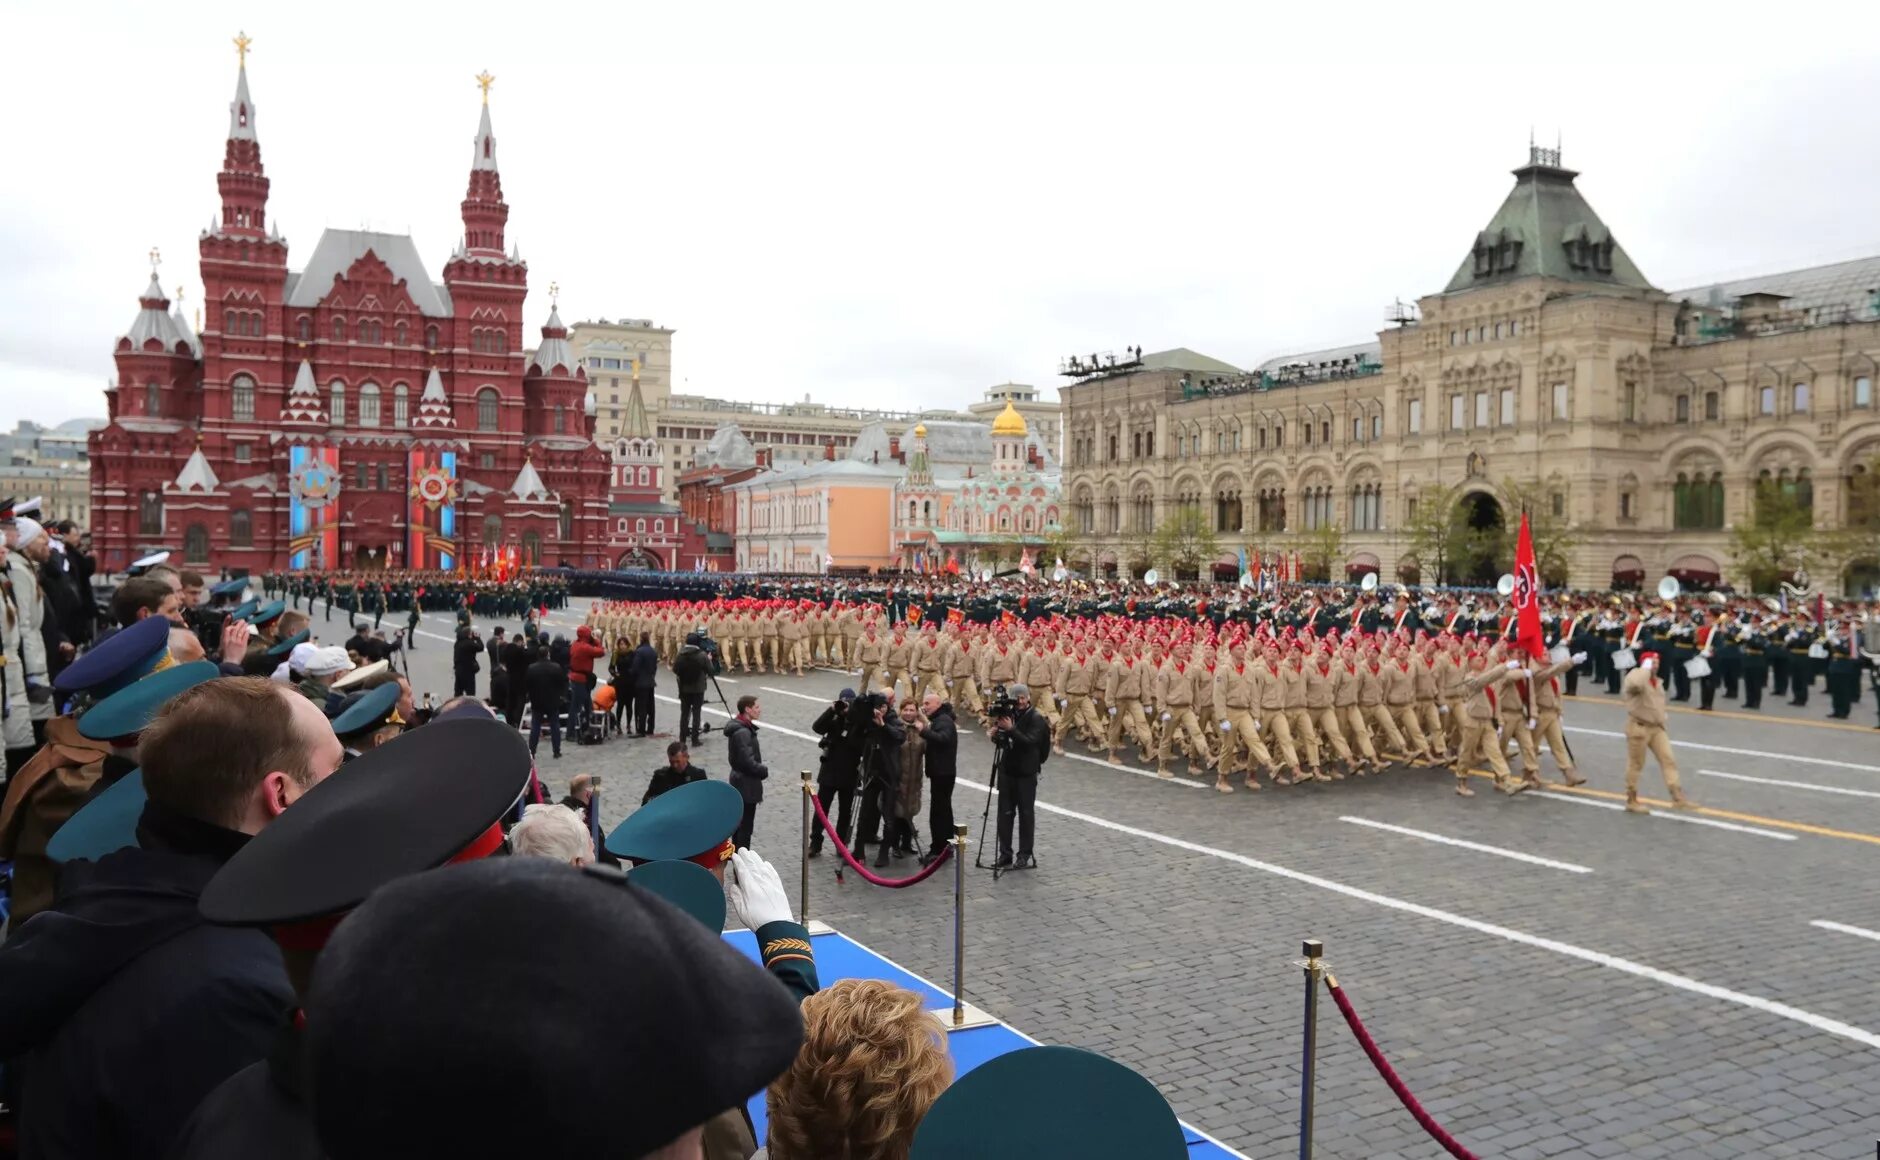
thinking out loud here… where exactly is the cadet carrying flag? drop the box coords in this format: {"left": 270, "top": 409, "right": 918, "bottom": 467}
{"left": 1512, "top": 511, "right": 1547, "bottom": 661}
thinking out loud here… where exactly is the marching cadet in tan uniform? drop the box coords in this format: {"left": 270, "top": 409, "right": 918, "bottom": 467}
{"left": 913, "top": 627, "right": 946, "bottom": 705}
{"left": 1281, "top": 653, "right": 1324, "bottom": 783}
{"left": 1105, "top": 642, "right": 1156, "bottom": 765}
{"left": 1492, "top": 645, "right": 1544, "bottom": 788}
{"left": 1058, "top": 644, "right": 1103, "bottom": 754}
{"left": 982, "top": 633, "right": 1021, "bottom": 725}
{"left": 1254, "top": 648, "right": 1300, "bottom": 782}
{"left": 1358, "top": 650, "right": 1407, "bottom": 763}
{"left": 1530, "top": 650, "right": 1585, "bottom": 787}
{"left": 884, "top": 627, "right": 914, "bottom": 700}
{"left": 1332, "top": 649, "right": 1380, "bottom": 774}
{"left": 1434, "top": 642, "right": 1466, "bottom": 757}
{"left": 854, "top": 625, "right": 886, "bottom": 695}
{"left": 838, "top": 605, "right": 862, "bottom": 668}
{"left": 761, "top": 608, "right": 783, "bottom": 673}
{"left": 1381, "top": 647, "right": 1436, "bottom": 765}
{"left": 1020, "top": 641, "right": 1061, "bottom": 745}
{"left": 1089, "top": 641, "right": 1117, "bottom": 726}
{"left": 1453, "top": 653, "right": 1520, "bottom": 797}
{"left": 1154, "top": 649, "right": 1214, "bottom": 778}
{"left": 946, "top": 629, "right": 983, "bottom": 717}
{"left": 781, "top": 609, "right": 809, "bottom": 675}
{"left": 1304, "top": 648, "right": 1347, "bottom": 778}
{"left": 1188, "top": 647, "right": 1217, "bottom": 767}
{"left": 1621, "top": 652, "right": 1693, "bottom": 813}
{"left": 1412, "top": 650, "right": 1446, "bottom": 763}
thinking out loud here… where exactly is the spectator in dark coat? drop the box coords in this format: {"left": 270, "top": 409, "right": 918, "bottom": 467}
{"left": 500, "top": 635, "right": 532, "bottom": 728}
{"left": 853, "top": 694, "right": 907, "bottom": 868}
{"left": 915, "top": 692, "right": 958, "bottom": 863}
{"left": 671, "top": 635, "right": 712, "bottom": 745}
{"left": 451, "top": 626, "right": 482, "bottom": 698}
{"left": 486, "top": 627, "right": 507, "bottom": 672}
{"left": 722, "top": 695, "right": 769, "bottom": 849}
{"left": 642, "top": 741, "right": 707, "bottom": 804}
{"left": 809, "top": 689, "right": 862, "bottom": 856}
{"left": 628, "top": 633, "right": 660, "bottom": 737}
{"left": 525, "top": 649, "right": 567, "bottom": 760}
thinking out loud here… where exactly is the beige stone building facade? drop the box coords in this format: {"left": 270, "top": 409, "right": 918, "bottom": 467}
{"left": 567, "top": 317, "right": 675, "bottom": 440}
{"left": 1061, "top": 148, "right": 1880, "bottom": 594}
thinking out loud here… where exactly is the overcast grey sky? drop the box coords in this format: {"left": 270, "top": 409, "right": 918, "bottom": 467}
{"left": 5, "top": 2, "right": 1880, "bottom": 426}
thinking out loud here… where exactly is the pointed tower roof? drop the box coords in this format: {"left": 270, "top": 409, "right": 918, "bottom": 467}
{"left": 472, "top": 99, "right": 498, "bottom": 171}
{"left": 170, "top": 291, "right": 202, "bottom": 356}
{"left": 228, "top": 60, "right": 257, "bottom": 140}
{"left": 510, "top": 455, "right": 553, "bottom": 503}
{"left": 415, "top": 367, "right": 455, "bottom": 429}
{"left": 1444, "top": 145, "right": 1654, "bottom": 294}
{"left": 990, "top": 399, "right": 1028, "bottom": 437}
{"left": 123, "top": 273, "right": 193, "bottom": 351}
{"left": 527, "top": 306, "right": 578, "bottom": 377}
{"left": 282, "top": 359, "right": 327, "bottom": 425}
{"left": 622, "top": 374, "right": 652, "bottom": 439}
{"left": 173, "top": 445, "right": 221, "bottom": 493}
{"left": 905, "top": 424, "right": 933, "bottom": 486}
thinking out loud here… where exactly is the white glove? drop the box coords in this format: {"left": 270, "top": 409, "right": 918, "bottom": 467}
{"left": 1161, "top": 712, "right": 1171, "bottom": 721}
{"left": 1439, "top": 705, "right": 1449, "bottom": 714}
{"left": 1527, "top": 718, "right": 1538, "bottom": 731}
{"left": 1571, "top": 652, "right": 1588, "bottom": 665}
{"left": 1108, "top": 706, "right": 1117, "bottom": 716}
{"left": 1505, "top": 660, "right": 1521, "bottom": 670}
{"left": 1220, "top": 720, "right": 1232, "bottom": 732}
{"left": 726, "top": 849, "right": 793, "bottom": 931}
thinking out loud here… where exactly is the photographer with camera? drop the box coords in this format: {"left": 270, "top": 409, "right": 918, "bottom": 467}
{"left": 851, "top": 689, "right": 906, "bottom": 869}
{"left": 988, "top": 682, "right": 1049, "bottom": 871}
{"left": 672, "top": 631, "right": 714, "bottom": 746}
{"left": 809, "top": 688, "right": 863, "bottom": 857}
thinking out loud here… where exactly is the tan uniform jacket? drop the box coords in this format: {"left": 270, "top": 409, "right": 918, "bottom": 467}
{"left": 1622, "top": 667, "right": 1669, "bottom": 726}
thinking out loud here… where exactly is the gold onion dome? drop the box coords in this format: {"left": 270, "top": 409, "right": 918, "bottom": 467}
{"left": 913, "top": 422, "right": 927, "bottom": 437}
{"left": 990, "top": 400, "right": 1027, "bottom": 437}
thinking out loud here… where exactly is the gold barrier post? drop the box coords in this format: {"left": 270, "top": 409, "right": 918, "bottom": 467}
{"left": 799, "top": 771, "right": 813, "bottom": 926}
{"left": 952, "top": 823, "right": 969, "bottom": 1027}
{"left": 1298, "top": 938, "right": 1326, "bottom": 1160}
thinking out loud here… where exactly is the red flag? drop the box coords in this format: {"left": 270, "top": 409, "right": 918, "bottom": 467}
{"left": 1512, "top": 512, "right": 1547, "bottom": 661}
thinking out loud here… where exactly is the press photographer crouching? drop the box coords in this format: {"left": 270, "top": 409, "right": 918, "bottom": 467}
{"left": 989, "top": 682, "right": 1049, "bottom": 870}
{"left": 851, "top": 688, "right": 905, "bottom": 869}
{"left": 809, "top": 688, "right": 863, "bottom": 858}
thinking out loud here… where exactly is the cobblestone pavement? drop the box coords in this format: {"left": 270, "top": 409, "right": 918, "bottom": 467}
{"left": 378, "top": 599, "right": 1880, "bottom": 1159}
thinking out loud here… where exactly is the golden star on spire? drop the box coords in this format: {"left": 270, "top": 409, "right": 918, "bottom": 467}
{"left": 233, "top": 31, "right": 252, "bottom": 68}
{"left": 476, "top": 71, "right": 495, "bottom": 104}
{"left": 174, "top": 284, "right": 186, "bottom": 304}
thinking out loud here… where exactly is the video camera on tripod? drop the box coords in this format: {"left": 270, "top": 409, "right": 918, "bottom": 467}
{"left": 985, "top": 683, "right": 1019, "bottom": 722}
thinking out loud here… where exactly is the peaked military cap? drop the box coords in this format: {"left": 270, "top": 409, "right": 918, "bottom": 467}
{"left": 328, "top": 682, "right": 402, "bottom": 740}
{"left": 127, "top": 550, "right": 171, "bottom": 576}
{"left": 251, "top": 600, "right": 287, "bottom": 626}
{"left": 200, "top": 717, "right": 528, "bottom": 933}
{"left": 626, "top": 858, "right": 727, "bottom": 932}
{"left": 305, "top": 858, "right": 804, "bottom": 1160}
{"left": 330, "top": 660, "right": 388, "bottom": 692}
{"left": 77, "top": 660, "right": 219, "bottom": 741}
{"left": 46, "top": 770, "right": 146, "bottom": 864}
{"left": 54, "top": 614, "right": 172, "bottom": 696}
{"left": 229, "top": 599, "right": 260, "bottom": 623}
{"left": 910, "top": 1046, "right": 1188, "bottom": 1159}
{"left": 210, "top": 577, "right": 250, "bottom": 599}
{"left": 266, "top": 628, "right": 312, "bottom": 658}
{"left": 604, "top": 778, "right": 742, "bottom": 865}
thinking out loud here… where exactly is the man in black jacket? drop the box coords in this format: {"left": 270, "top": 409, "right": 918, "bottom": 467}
{"left": 0, "top": 677, "right": 345, "bottom": 1160}
{"left": 989, "top": 682, "right": 1049, "bottom": 870}
{"left": 525, "top": 647, "right": 567, "bottom": 759}
{"left": 451, "top": 625, "right": 482, "bottom": 697}
{"left": 501, "top": 633, "right": 532, "bottom": 727}
{"left": 629, "top": 632, "right": 660, "bottom": 736}
{"left": 643, "top": 740, "right": 707, "bottom": 804}
{"left": 915, "top": 691, "right": 958, "bottom": 864}
{"left": 852, "top": 692, "right": 906, "bottom": 868}
{"left": 672, "top": 633, "right": 713, "bottom": 746}
{"left": 809, "top": 688, "right": 862, "bottom": 857}
{"left": 722, "top": 695, "right": 768, "bottom": 849}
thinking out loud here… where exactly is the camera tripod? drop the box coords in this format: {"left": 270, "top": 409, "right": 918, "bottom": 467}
{"left": 972, "top": 742, "right": 1036, "bottom": 881}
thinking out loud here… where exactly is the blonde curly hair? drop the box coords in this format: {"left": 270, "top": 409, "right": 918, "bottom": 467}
{"left": 765, "top": 978, "right": 953, "bottom": 1160}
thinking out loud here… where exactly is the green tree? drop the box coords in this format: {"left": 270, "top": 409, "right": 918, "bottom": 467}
{"left": 1732, "top": 480, "right": 1818, "bottom": 591}
{"left": 1123, "top": 525, "right": 1158, "bottom": 578}
{"left": 1497, "top": 477, "right": 1583, "bottom": 587}
{"left": 1299, "top": 523, "right": 1346, "bottom": 583}
{"left": 1151, "top": 505, "right": 1218, "bottom": 580}
{"left": 1402, "top": 482, "right": 1463, "bottom": 584}
{"left": 1041, "top": 525, "right": 1088, "bottom": 576}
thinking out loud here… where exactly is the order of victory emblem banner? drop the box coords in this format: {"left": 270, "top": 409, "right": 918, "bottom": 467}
{"left": 288, "top": 460, "right": 341, "bottom": 510}
{"left": 409, "top": 465, "right": 460, "bottom": 511}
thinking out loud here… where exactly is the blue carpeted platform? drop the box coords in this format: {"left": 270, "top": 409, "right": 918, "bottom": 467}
{"left": 726, "top": 928, "right": 1244, "bottom": 1157}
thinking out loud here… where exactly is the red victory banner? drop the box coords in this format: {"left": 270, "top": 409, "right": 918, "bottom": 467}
{"left": 1511, "top": 511, "right": 1547, "bottom": 661}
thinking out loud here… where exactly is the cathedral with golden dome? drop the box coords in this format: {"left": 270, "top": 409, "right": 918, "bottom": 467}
{"left": 888, "top": 400, "right": 1062, "bottom": 572}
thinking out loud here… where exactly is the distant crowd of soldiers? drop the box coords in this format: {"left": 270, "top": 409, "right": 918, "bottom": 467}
{"left": 254, "top": 570, "right": 570, "bottom": 627}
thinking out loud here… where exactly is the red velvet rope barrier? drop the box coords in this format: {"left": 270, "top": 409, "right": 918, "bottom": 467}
{"left": 1325, "top": 979, "right": 1480, "bottom": 1160}
{"left": 808, "top": 790, "right": 953, "bottom": 888}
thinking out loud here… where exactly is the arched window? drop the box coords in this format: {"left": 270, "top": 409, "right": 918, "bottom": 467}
{"left": 637, "top": 467, "right": 649, "bottom": 486}
{"left": 223, "top": 308, "right": 236, "bottom": 335}
{"left": 1849, "top": 462, "right": 1880, "bottom": 528}
{"left": 395, "top": 320, "right": 408, "bottom": 347}
{"left": 1793, "top": 382, "right": 1811, "bottom": 413}
{"left": 559, "top": 501, "right": 574, "bottom": 541}
{"left": 332, "top": 316, "right": 346, "bottom": 342}
{"left": 329, "top": 381, "right": 347, "bottom": 426}
{"left": 145, "top": 382, "right": 161, "bottom": 416}
{"left": 297, "top": 315, "right": 311, "bottom": 342}
{"left": 393, "top": 383, "right": 409, "bottom": 428}
{"left": 425, "top": 324, "right": 439, "bottom": 349}
{"left": 358, "top": 383, "right": 381, "bottom": 427}
{"left": 230, "top": 373, "right": 256, "bottom": 421}
{"left": 1675, "top": 394, "right": 1690, "bottom": 423}
{"left": 521, "top": 531, "right": 541, "bottom": 563}
{"left": 1856, "top": 376, "right": 1874, "bottom": 409}
{"left": 183, "top": 523, "right": 209, "bottom": 563}
{"left": 230, "top": 510, "right": 252, "bottom": 548}
{"left": 355, "top": 462, "right": 367, "bottom": 491}
{"left": 1759, "top": 385, "right": 1776, "bottom": 415}
{"left": 139, "top": 491, "right": 163, "bottom": 536}
{"left": 357, "top": 319, "right": 373, "bottom": 344}
{"left": 477, "top": 388, "right": 499, "bottom": 431}
{"left": 483, "top": 515, "right": 502, "bottom": 547}
{"left": 554, "top": 404, "right": 567, "bottom": 434}
{"left": 375, "top": 464, "right": 387, "bottom": 492}
{"left": 1704, "top": 391, "right": 1720, "bottom": 421}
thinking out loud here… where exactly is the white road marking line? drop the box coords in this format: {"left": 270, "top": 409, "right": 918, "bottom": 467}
{"left": 1811, "top": 920, "right": 1880, "bottom": 944}
{"left": 1058, "top": 748, "right": 1208, "bottom": 788}
{"left": 414, "top": 630, "right": 456, "bottom": 644}
{"left": 1531, "top": 791, "right": 1796, "bottom": 840}
{"left": 950, "top": 777, "right": 1880, "bottom": 1051}
{"left": 1563, "top": 726, "right": 1880, "bottom": 774}
{"left": 1338, "top": 816, "right": 1593, "bottom": 874}
{"left": 762, "top": 685, "right": 834, "bottom": 703}
{"left": 1698, "top": 769, "right": 1880, "bottom": 800}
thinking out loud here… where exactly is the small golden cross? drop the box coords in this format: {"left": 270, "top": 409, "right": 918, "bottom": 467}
{"left": 234, "top": 31, "right": 252, "bottom": 68}
{"left": 149, "top": 246, "right": 161, "bottom": 273}
{"left": 548, "top": 281, "right": 559, "bottom": 307}
{"left": 476, "top": 71, "right": 495, "bottom": 103}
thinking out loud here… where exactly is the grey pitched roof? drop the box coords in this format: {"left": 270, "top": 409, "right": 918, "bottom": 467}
{"left": 287, "top": 230, "right": 452, "bottom": 317}
{"left": 726, "top": 459, "right": 902, "bottom": 489}
{"left": 228, "top": 63, "right": 256, "bottom": 141}
{"left": 1255, "top": 340, "right": 1383, "bottom": 375}
{"left": 123, "top": 275, "right": 195, "bottom": 352}
{"left": 1671, "top": 254, "right": 1880, "bottom": 318}
{"left": 1444, "top": 154, "right": 1653, "bottom": 294}
{"left": 472, "top": 101, "right": 498, "bottom": 172}
{"left": 528, "top": 307, "right": 578, "bottom": 377}
{"left": 702, "top": 424, "right": 757, "bottom": 469}
{"left": 1138, "top": 348, "right": 1244, "bottom": 375}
